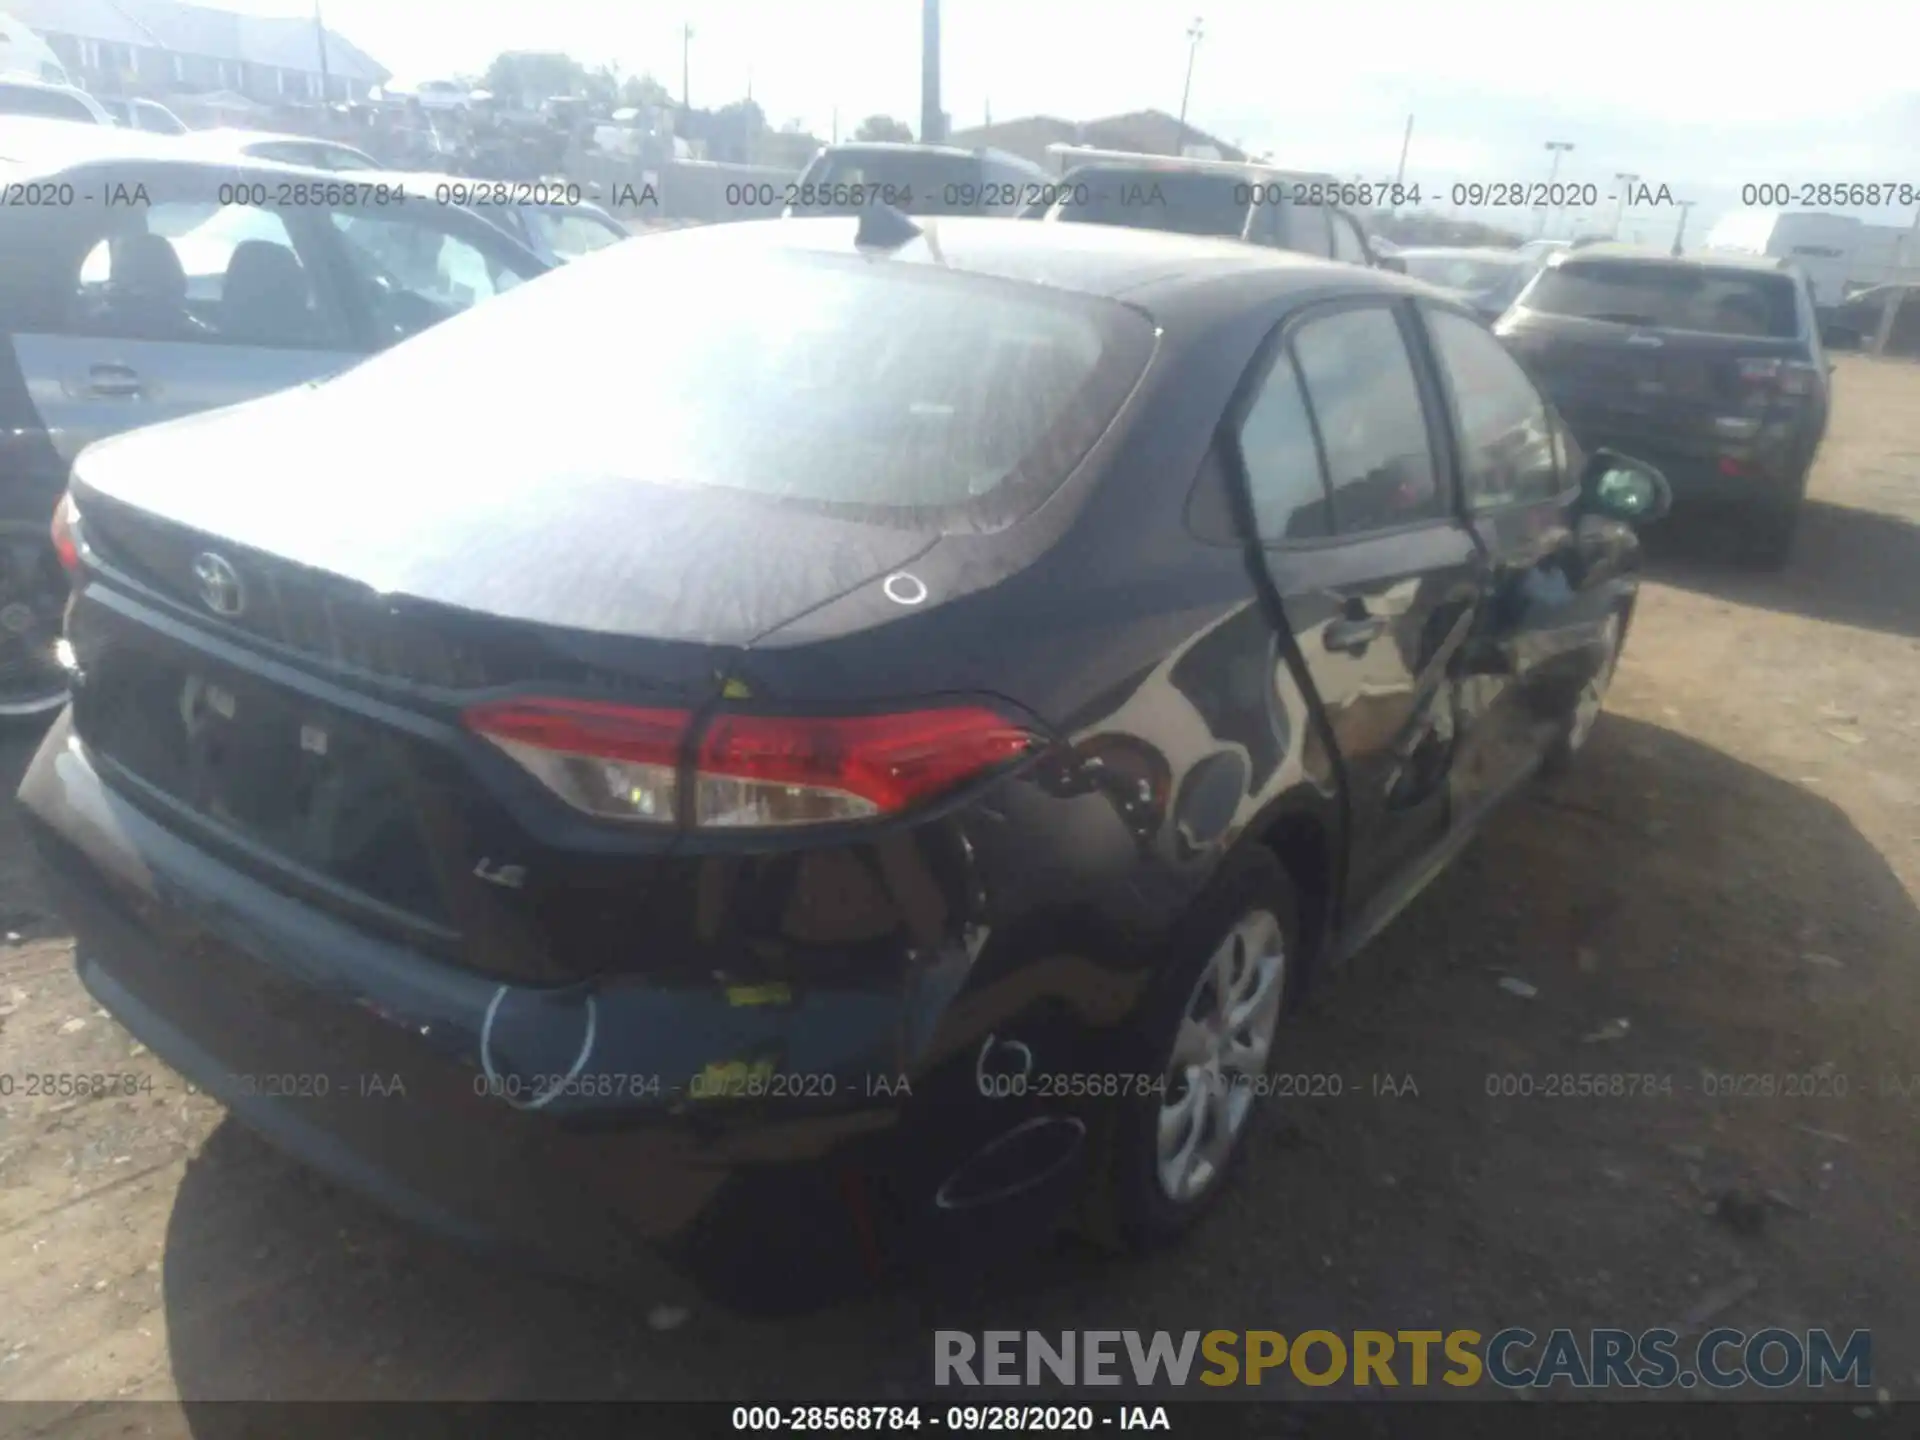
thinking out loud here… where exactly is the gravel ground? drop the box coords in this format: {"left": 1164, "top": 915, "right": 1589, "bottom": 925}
{"left": 1, "top": 355, "right": 1917, "bottom": 1426}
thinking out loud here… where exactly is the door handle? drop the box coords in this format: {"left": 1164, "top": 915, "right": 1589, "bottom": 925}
{"left": 1325, "top": 613, "right": 1388, "bottom": 655}
{"left": 85, "top": 364, "right": 145, "bottom": 398}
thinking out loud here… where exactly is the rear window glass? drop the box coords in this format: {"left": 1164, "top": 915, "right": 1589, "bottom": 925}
{"left": 792, "top": 149, "right": 982, "bottom": 216}
{"left": 0, "top": 85, "right": 95, "bottom": 123}
{"left": 1521, "top": 261, "right": 1799, "bottom": 339}
{"left": 319, "top": 244, "right": 1156, "bottom": 529}
{"left": 1050, "top": 168, "right": 1250, "bottom": 239}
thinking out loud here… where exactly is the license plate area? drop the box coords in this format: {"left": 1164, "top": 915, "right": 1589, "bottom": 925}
{"left": 76, "top": 645, "right": 447, "bottom": 921}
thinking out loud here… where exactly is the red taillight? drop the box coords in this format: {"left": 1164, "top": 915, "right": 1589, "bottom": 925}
{"left": 1737, "top": 358, "right": 1818, "bottom": 396}
{"left": 462, "top": 699, "right": 1037, "bottom": 828}
{"left": 51, "top": 493, "right": 80, "bottom": 574}
{"left": 695, "top": 708, "right": 1037, "bottom": 827}
{"left": 464, "top": 699, "right": 690, "bottom": 823}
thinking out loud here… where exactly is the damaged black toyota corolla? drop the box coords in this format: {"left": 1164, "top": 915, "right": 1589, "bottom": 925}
{"left": 20, "top": 213, "right": 1669, "bottom": 1311}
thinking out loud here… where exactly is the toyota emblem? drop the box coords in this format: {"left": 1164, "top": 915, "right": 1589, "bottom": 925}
{"left": 191, "top": 552, "right": 245, "bottom": 617}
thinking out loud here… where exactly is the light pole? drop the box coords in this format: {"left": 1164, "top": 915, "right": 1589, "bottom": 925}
{"left": 681, "top": 22, "right": 693, "bottom": 109}
{"left": 1536, "top": 140, "right": 1573, "bottom": 238}
{"left": 312, "top": 1, "right": 331, "bottom": 105}
{"left": 921, "top": 0, "right": 943, "bottom": 144}
{"left": 1175, "top": 16, "right": 1204, "bottom": 151}
{"left": 1671, "top": 200, "right": 1696, "bottom": 256}
{"left": 1611, "top": 172, "right": 1638, "bottom": 239}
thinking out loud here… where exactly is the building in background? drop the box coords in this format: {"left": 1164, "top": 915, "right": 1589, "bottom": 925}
{"left": 947, "top": 108, "right": 1246, "bottom": 169}
{"left": 0, "top": 11, "right": 71, "bottom": 82}
{"left": 5, "top": 0, "right": 387, "bottom": 105}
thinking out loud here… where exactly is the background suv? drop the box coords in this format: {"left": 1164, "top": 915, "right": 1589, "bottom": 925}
{"left": 1496, "top": 246, "right": 1829, "bottom": 567}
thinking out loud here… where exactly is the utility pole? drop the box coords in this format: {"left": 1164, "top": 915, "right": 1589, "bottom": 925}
{"left": 1535, "top": 140, "right": 1572, "bottom": 238}
{"left": 312, "top": 1, "right": 331, "bottom": 104}
{"left": 1870, "top": 206, "right": 1920, "bottom": 356}
{"left": 1671, "top": 200, "right": 1696, "bottom": 256}
{"left": 1393, "top": 114, "right": 1414, "bottom": 192}
{"left": 681, "top": 23, "right": 693, "bottom": 110}
{"left": 1611, "top": 172, "right": 1637, "bottom": 238}
{"left": 920, "top": 0, "right": 943, "bottom": 144}
{"left": 1175, "top": 16, "right": 1204, "bottom": 151}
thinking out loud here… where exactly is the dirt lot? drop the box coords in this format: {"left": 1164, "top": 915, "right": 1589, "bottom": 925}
{"left": 2, "top": 356, "right": 1918, "bottom": 1424}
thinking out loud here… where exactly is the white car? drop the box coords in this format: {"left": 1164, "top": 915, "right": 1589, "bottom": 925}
{"left": 173, "top": 127, "right": 383, "bottom": 172}
{"left": 95, "top": 96, "right": 188, "bottom": 135}
{"left": 0, "top": 77, "right": 114, "bottom": 125}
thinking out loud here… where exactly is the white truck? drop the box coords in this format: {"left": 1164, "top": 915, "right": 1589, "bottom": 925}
{"left": 1700, "top": 211, "right": 1862, "bottom": 313}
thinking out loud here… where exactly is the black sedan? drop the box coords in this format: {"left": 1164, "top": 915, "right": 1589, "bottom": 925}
{"left": 20, "top": 215, "right": 1669, "bottom": 1311}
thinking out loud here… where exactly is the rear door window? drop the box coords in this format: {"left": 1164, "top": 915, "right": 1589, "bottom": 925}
{"left": 1522, "top": 261, "right": 1800, "bottom": 338}
{"left": 1236, "top": 350, "right": 1333, "bottom": 541}
{"left": 1288, "top": 305, "right": 1443, "bottom": 533}
{"left": 73, "top": 200, "right": 350, "bottom": 349}
{"left": 1423, "top": 306, "right": 1563, "bottom": 510}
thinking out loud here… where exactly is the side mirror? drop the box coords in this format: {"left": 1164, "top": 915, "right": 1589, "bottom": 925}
{"left": 1583, "top": 450, "right": 1672, "bottom": 524}
{"left": 1378, "top": 253, "right": 1407, "bottom": 274}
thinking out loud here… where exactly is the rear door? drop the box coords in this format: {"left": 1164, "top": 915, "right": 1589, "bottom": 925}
{"left": 1228, "top": 297, "right": 1486, "bottom": 914}
{"left": 4, "top": 165, "right": 362, "bottom": 470}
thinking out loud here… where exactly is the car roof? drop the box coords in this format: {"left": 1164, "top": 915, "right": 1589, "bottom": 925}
{"left": 644, "top": 214, "right": 1415, "bottom": 312}
{"left": 1399, "top": 246, "right": 1527, "bottom": 262}
{"left": 818, "top": 140, "right": 985, "bottom": 160}
{"left": 0, "top": 115, "right": 384, "bottom": 188}
{"left": 0, "top": 114, "right": 184, "bottom": 170}
{"left": 1551, "top": 242, "right": 1796, "bottom": 274}
{"left": 0, "top": 76, "right": 88, "bottom": 96}
{"left": 172, "top": 127, "right": 368, "bottom": 152}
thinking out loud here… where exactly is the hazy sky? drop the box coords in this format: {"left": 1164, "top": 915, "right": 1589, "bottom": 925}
{"left": 229, "top": 0, "right": 1919, "bottom": 238}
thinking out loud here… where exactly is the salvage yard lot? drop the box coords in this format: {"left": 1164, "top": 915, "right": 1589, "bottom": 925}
{"left": 2, "top": 356, "right": 1917, "bottom": 1418}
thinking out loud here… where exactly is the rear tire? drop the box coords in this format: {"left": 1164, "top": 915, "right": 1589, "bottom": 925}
{"left": 1739, "top": 499, "right": 1800, "bottom": 571}
{"left": 1082, "top": 847, "right": 1303, "bottom": 1253}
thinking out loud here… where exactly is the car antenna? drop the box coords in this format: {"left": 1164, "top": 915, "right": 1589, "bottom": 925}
{"left": 856, "top": 202, "right": 922, "bottom": 251}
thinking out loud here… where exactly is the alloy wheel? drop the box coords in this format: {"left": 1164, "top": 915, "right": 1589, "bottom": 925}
{"left": 1155, "top": 908, "right": 1286, "bottom": 1204}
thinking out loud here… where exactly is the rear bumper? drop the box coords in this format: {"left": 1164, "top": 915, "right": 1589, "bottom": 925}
{"left": 18, "top": 714, "right": 1091, "bottom": 1307}
{"left": 1565, "top": 424, "right": 1812, "bottom": 509}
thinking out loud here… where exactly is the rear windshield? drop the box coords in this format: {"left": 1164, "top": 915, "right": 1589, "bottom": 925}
{"left": 1050, "top": 168, "right": 1250, "bottom": 239}
{"left": 792, "top": 149, "right": 983, "bottom": 216}
{"left": 321, "top": 242, "right": 1156, "bottom": 529}
{"left": 1521, "top": 261, "right": 1800, "bottom": 339}
{"left": 0, "top": 85, "right": 95, "bottom": 123}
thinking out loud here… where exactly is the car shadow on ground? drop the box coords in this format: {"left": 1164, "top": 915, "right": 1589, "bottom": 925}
{"left": 1644, "top": 499, "right": 1920, "bottom": 640}
{"left": 146, "top": 710, "right": 1920, "bottom": 1413}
